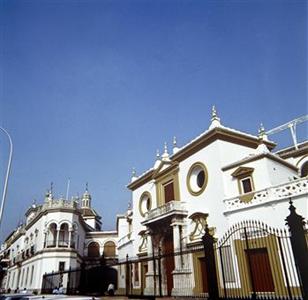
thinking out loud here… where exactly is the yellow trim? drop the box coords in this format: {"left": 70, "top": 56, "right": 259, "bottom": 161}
{"left": 139, "top": 192, "right": 152, "bottom": 217}
{"left": 187, "top": 162, "right": 208, "bottom": 196}
{"left": 172, "top": 127, "right": 276, "bottom": 163}
{"left": 236, "top": 173, "right": 255, "bottom": 203}
{"left": 295, "top": 154, "right": 308, "bottom": 167}
{"left": 128, "top": 127, "right": 277, "bottom": 191}
{"left": 155, "top": 170, "right": 180, "bottom": 206}
{"left": 233, "top": 234, "right": 300, "bottom": 297}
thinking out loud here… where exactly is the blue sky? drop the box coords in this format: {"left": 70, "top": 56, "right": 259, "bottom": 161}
{"left": 0, "top": 0, "right": 307, "bottom": 241}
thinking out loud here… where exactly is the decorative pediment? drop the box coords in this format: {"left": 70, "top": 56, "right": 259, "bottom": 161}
{"left": 152, "top": 160, "right": 179, "bottom": 180}
{"left": 231, "top": 167, "right": 254, "bottom": 178}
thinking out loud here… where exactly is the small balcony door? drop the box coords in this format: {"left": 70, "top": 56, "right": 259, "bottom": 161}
{"left": 164, "top": 181, "right": 175, "bottom": 203}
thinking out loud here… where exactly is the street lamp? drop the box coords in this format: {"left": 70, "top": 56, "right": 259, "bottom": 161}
{"left": 0, "top": 127, "right": 13, "bottom": 230}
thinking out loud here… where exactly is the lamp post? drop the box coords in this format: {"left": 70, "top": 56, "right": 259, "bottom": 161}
{"left": 0, "top": 127, "right": 13, "bottom": 230}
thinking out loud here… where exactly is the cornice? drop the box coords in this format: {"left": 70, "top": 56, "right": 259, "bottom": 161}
{"left": 127, "top": 169, "right": 154, "bottom": 191}
{"left": 127, "top": 127, "right": 276, "bottom": 191}
{"left": 172, "top": 127, "right": 276, "bottom": 162}
{"left": 222, "top": 153, "right": 298, "bottom": 172}
{"left": 277, "top": 145, "right": 308, "bottom": 159}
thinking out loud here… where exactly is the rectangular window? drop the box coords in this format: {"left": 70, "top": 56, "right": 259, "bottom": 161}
{"left": 164, "top": 181, "right": 175, "bottom": 203}
{"left": 241, "top": 177, "right": 253, "bottom": 193}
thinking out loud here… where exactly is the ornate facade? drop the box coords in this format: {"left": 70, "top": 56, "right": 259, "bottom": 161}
{"left": 117, "top": 108, "right": 308, "bottom": 296}
{"left": 0, "top": 188, "right": 118, "bottom": 293}
{"left": 1, "top": 108, "right": 307, "bottom": 296}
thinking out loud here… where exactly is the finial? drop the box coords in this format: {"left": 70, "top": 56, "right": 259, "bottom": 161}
{"left": 209, "top": 105, "right": 221, "bottom": 129}
{"left": 154, "top": 149, "right": 161, "bottom": 169}
{"left": 258, "top": 122, "right": 268, "bottom": 141}
{"left": 50, "top": 182, "right": 53, "bottom": 194}
{"left": 172, "top": 136, "right": 179, "bottom": 154}
{"left": 131, "top": 167, "right": 138, "bottom": 182}
{"left": 85, "top": 182, "right": 89, "bottom": 192}
{"left": 173, "top": 136, "right": 177, "bottom": 147}
{"left": 258, "top": 123, "right": 265, "bottom": 135}
{"left": 31, "top": 199, "right": 37, "bottom": 208}
{"left": 156, "top": 149, "right": 160, "bottom": 159}
{"left": 212, "top": 106, "right": 217, "bottom": 118}
{"left": 162, "top": 142, "right": 170, "bottom": 161}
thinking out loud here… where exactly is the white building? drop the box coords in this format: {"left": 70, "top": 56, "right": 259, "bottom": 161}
{"left": 1, "top": 109, "right": 307, "bottom": 296}
{"left": 117, "top": 108, "right": 308, "bottom": 296}
{"left": 0, "top": 187, "right": 118, "bottom": 293}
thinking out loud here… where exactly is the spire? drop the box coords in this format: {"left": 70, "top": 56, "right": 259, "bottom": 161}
{"left": 81, "top": 183, "right": 91, "bottom": 208}
{"left": 161, "top": 142, "right": 170, "bottom": 161}
{"left": 131, "top": 167, "right": 138, "bottom": 182}
{"left": 45, "top": 182, "right": 53, "bottom": 202}
{"left": 154, "top": 149, "right": 161, "bottom": 169}
{"left": 172, "top": 136, "right": 179, "bottom": 154}
{"left": 209, "top": 105, "right": 221, "bottom": 129}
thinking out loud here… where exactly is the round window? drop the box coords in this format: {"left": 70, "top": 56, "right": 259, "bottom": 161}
{"left": 187, "top": 162, "right": 208, "bottom": 196}
{"left": 139, "top": 192, "right": 152, "bottom": 217}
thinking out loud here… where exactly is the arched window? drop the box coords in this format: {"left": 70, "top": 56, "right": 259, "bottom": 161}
{"left": 104, "top": 241, "right": 116, "bottom": 257}
{"left": 88, "top": 242, "right": 100, "bottom": 257}
{"left": 59, "top": 223, "right": 69, "bottom": 247}
{"left": 47, "top": 223, "right": 57, "bottom": 247}
{"left": 301, "top": 161, "right": 308, "bottom": 177}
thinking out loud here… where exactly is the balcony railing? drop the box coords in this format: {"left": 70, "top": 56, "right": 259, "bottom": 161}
{"left": 142, "top": 200, "right": 188, "bottom": 224}
{"left": 224, "top": 177, "right": 308, "bottom": 214}
{"left": 58, "top": 240, "right": 72, "bottom": 247}
{"left": 45, "top": 239, "right": 75, "bottom": 249}
{"left": 45, "top": 240, "right": 57, "bottom": 248}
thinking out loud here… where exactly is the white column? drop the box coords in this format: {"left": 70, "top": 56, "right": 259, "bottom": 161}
{"left": 144, "top": 233, "right": 156, "bottom": 295}
{"left": 68, "top": 230, "right": 72, "bottom": 248}
{"left": 170, "top": 217, "right": 193, "bottom": 296}
{"left": 171, "top": 218, "right": 182, "bottom": 270}
{"left": 56, "top": 230, "right": 59, "bottom": 247}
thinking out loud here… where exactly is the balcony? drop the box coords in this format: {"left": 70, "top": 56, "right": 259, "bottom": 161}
{"left": 224, "top": 177, "right": 308, "bottom": 214}
{"left": 142, "top": 200, "right": 188, "bottom": 226}
{"left": 45, "top": 239, "right": 75, "bottom": 249}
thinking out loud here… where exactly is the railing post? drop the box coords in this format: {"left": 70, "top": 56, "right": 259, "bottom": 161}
{"left": 66, "top": 267, "right": 71, "bottom": 295}
{"left": 158, "top": 246, "right": 162, "bottom": 297}
{"left": 218, "top": 246, "right": 227, "bottom": 298}
{"left": 244, "top": 227, "right": 256, "bottom": 300}
{"left": 152, "top": 246, "right": 156, "bottom": 297}
{"left": 202, "top": 225, "right": 219, "bottom": 300}
{"left": 285, "top": 200, "right": 308, "bottom": 300}
{"left": 125, "top": 254, "right": 129, "bottom": 296}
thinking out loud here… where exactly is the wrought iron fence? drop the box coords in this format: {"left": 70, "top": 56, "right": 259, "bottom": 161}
{"left": 41, "top": 202, "right": 307, "bottom": 299}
